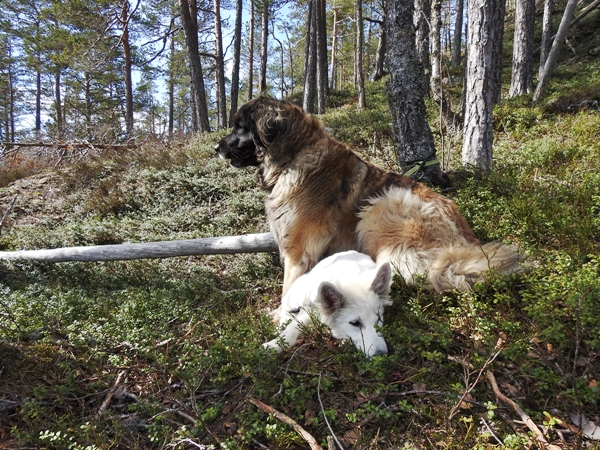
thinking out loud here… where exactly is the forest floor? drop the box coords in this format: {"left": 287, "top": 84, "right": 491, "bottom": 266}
{"left": 1, "top": 12, "right": 600, "bottom": 450}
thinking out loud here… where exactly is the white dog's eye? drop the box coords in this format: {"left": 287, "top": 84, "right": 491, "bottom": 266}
{"left": 349, "top": 319, "right": 362, "bottom": 328}
{"left": 289, "top": 307, "right": 301, "bottom": 315}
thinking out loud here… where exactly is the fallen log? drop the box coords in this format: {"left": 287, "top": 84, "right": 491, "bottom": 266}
{"left": 0, "top": 232, "right": 278, "bottom": 263}
{"left": 1, "top": 141, "right": 137, "bottom": 150}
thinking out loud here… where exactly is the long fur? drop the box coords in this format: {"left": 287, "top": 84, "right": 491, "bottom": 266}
{"left": 216, "top": 97, "right": 520, "bottom": 295}
{"left": 263, "top": 251, "right": 393, "bottom": 357}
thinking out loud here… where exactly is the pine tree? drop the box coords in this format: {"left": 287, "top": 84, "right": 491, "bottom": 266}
{"left": 462, "top": 0, "right": 505, "bottom": 170}
{"left": 508, "top": 0, "right": 535, "bottom": 97}
{"left": 386, "top": 0, "right": 446, "bottom": 186}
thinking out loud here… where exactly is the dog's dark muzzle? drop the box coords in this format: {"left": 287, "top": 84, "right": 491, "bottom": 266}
{"left": 215, "top": 133, "right": 260, "bottom": 168}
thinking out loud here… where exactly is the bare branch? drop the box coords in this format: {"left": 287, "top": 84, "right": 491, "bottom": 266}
{"left": 0, "top": 233, "right": 278, "bottom": 262}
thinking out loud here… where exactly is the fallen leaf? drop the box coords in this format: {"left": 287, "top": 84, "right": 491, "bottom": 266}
{"left": 500, "top": 381, "right": 520, "bottom": 395}
{"left": 304, "top": 408, "right": 316, "bottom": 426}
{"left": 222, "top": 403, "right": 233, "bottom": 415}
{"left": 459, "top": 393, "right": 474, "bottom": 409}
{"left": 223, "top": 422, "right": 237, "bottom": 436}
{"left": 589, "top": 379, "right": 597, "bottom": 388}
{"left": 412, "top": 382, "right": 427, "bottom": 392}
{"left": 575, "top": 357, "right": 591, "bottom": 367}
{"left": 343, "top": 430, "right": 360, "bottom": 443}
{"left": 571, "top": 414, "right": 600, "bottom": 440}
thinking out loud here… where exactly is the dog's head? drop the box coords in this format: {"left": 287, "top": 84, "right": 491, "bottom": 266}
{"left": 215, "top": 96, "right": 320, "bottom": 168}
{"left": 315, "top": 262, "right": 393, "bottom": 358}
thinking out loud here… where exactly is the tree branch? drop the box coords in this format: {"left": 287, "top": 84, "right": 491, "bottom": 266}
{"left": 247, "top": 397, "right": 323, "bottom": 450}
{"left": 0, "top": 233, "right": 278, "bottom": 262}
{"left": 486, "top": 370, "right": 562, "bottom": 450}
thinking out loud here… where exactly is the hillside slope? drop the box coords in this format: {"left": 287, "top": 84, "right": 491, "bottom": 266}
{"left": 1, "top": 16, "right": 600, "bottom": 449}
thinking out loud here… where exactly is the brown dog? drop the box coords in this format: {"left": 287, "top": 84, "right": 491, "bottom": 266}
{"left": 216, "top": 97, "right": 519, "bottom": 295}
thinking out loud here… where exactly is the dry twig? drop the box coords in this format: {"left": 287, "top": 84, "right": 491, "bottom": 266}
{"left": 247, "top": 397, "right": 323, "bottom": 450}
{"left": 486, "top": 370, "right": 562, "bottom": 450}
{"left": 448, "top": 335, "right": 506, "bottom": 420}
{"left": 0, "top": 194, "right": 17, "bottom": 234}
{"left": 317, "top": 372, "right": 344, "bottom": 449}
{"left": 93, "top": 370, "right": 127, "bottom": 420}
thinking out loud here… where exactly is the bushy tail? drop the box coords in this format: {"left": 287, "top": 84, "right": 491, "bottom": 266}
{"left": 427, "top": 242, "right": 521, "bottom": 292}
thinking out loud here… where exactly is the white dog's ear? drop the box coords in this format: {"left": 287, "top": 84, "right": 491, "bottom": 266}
{"left": 318, "top": 282, "right": 345, "bottom": 313}
{"left": 371, "top": 262, "right": 392, "bottom": 296}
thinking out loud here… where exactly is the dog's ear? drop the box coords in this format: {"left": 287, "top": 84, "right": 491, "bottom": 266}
{"left": 371, "top": 262, "right": 392, "bottom": 297}
{"left": 253, "top": 98, "right": 289, "bottom": 146}
{"left": 317, "top": 282, "right": 345, "bottom": 313}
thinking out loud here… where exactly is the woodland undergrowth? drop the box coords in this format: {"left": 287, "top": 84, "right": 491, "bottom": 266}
{"left": 1, "top": 17, "right": 600, "bottom": 450}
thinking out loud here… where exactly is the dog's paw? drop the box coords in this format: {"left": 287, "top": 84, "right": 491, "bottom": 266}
{"left": 269, "top": 306, "right": 282, "bottom": 323}
{"left": 262, "top": 338, "right": 285, "bottom": 352}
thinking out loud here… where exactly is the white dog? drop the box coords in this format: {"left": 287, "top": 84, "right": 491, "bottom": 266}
{"left": 263, "top": 251, "right": 393, "bottom": 358}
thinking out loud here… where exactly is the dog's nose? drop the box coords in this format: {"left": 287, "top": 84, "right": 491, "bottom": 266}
{"left": 372, "top": 348, "right": 388, "bottom": 357}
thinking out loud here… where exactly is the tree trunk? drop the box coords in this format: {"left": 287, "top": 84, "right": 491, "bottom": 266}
{"left": 168, "top": 35, "right": 175, "bottom": 135}
{"left": 229, "top": 0, "right": 243, "bottom": 126}
{"left": 316, "top": 0, "right": 328, "bottom": 113}
{"left": 451, "top": 0, "right": 464, "bottom": 65}
{"left": 533, "top": 0, "right": 579, "bottom": 102}
{"left": 179, "top": 0, "right": 211, "bottom": 132}
{"left": 8, "top": 48, "right": 15, "bottom": 142}
{"left": 491, "top": 0, "right": 506, "bottom": 105}
{"left": 356, "top": 0, "right": 366, "bottom": 109}
{"left": 372, "top": 8, "right": 387, "bottom": 81}
{"left": 386, "top": 0, "right": 446, "bottom": 186}
{"left": 303, "top": 0, "right": 317, "bottom": 113}
{"left": 539, "top": 0, "right": 553, "bottom": 76}
{"left": 430, "top": 0, "right": 442, "bottom": 93}
{"left": 214, "top": 0, "right": 227, "bottom": 129}
{"left": 85, "top": 72, "right": 92, "bottom": 139}
{"left": 430, "top": 0, "right": 461, "bottom": 131}
{"left": 414, "top": 0, "right": 432, "bottom": 96}
{"left": 508, "top": 0, "right": 535, "bottom": 96}
{"left": 272, "top": 33, "right": 286, "bottom": 97}
{"left": 55, "top": 68, "right": 63, "bottom": 139}
{"left": 259, "top": 0, "right": 269, "bottom": 94}
{"left": 35, "top": 70, "right": 42, "bottom": 139}
{"left": 121, "top": 0, "right": 135, "bottom": 138}
{"left": 462, "top": 0, "right": 505, "bottom": 171}
{"left": 248, "top": 0, "right": 255, "bottom": 100}
{"left": 0, "top": 233, "right": 279, "bottom": 263}
{"left": 329, "top": 7, "right": 338, "bottom": 90}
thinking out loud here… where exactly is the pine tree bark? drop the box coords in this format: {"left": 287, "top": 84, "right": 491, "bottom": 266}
{"left": 316, "top": 0, "right": 328, "bottom": 113}
{"left": 430, "top": 0, "right": 442, "bottom": 91}
{"left": 356, "top": 0, "right": 366, "bottom": 109}
{"left": 386, "top": 0, "right": 446, "bottom": 186}
{"left": 303, "top": 0, "right": 317, "bottom": 113}
{"left": 430, "top": 0, "right": 461, "bottom": 131}
{"left": 121, "top": 0, "right": 135, "bottom": 138}
{"left": 55, "top": 68, "right": 63, "bottom": 139}
{"left": 35, "top": 69, "right": 42, "bottom": 138}
{"left": 508, "top": 0, "right": 535, "bottom": 96}
{"left": 451, "top": 0, "right": 464, "bottom": 65}
{"left": 179, "top": 0, "right": 211, "bottom": 132}
{"left": 248, "top": 0, "right": 255, "bottom": 100}
{"left": 371, "top": 8, "right": 387, "bottom": 81}
{"left": 533, "top": 0, "right": 579, "bottom": 102}
{"left": 329, "top": 7, "right": 339, "bottom": 90}
{"left": 462, "top": 0, "right": 505, "bottom": 170}
{"left": 229, "top": 0, "right": 243, "bottom": 126}
{"left": 168, "top": 35, "right": 175, "bottom": 135}
{"left": 8, "top": 44, "right": 16, "bottom": 142}
{"left": 259, "top": 0, "right": 269, "bottom": 94}
{"left": 414, "top": 0, "right": 432, "bottom": 96}
{"left": 539, "top": 0, "right": 553, "bottom": 76}
{"left": 214, "top": 0, "right": 227, "bottom": 129}
{"left": 491, "top": 0, "right": 506, "bottom": 105}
